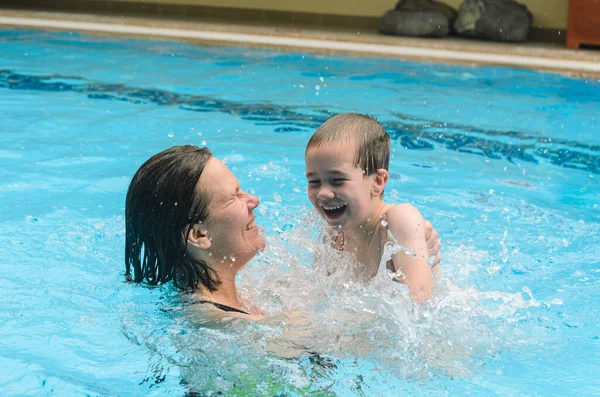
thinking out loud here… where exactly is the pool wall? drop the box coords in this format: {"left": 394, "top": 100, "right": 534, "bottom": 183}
{"left": 1, "top": 0, "right": 568, "bottom": 44}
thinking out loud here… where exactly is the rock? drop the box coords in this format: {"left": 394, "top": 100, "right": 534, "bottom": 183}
{"left": 454, "top": 0, "right": 532, "bottom": 42}
{"left": 380, "top": 10, "right": 450, "bottom": 37}
{"left": 395, "top": 0, "right": 458, "bottom": 23}
{"left": 379, "top": 0, "right": 458, "bottom": 37}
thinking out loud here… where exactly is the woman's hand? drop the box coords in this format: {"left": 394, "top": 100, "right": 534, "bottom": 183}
{"left": 423, "top": 220, "right": 442, "bottom": 269}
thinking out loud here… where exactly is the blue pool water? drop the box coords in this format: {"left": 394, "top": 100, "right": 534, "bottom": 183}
{"left": 0, "top": 29, "right": 599, "bottom": 396}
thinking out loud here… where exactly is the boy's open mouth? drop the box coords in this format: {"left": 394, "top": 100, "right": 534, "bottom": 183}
{"left": 321, "top": 204, "right": 347, "bottom": 220}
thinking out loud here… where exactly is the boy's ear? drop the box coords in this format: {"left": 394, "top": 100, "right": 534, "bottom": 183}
{"left": 186, "top": 224, "right": 212, "bottom": 250}
{"left": 372, "top": 169, "right": 389, "bottom": 197}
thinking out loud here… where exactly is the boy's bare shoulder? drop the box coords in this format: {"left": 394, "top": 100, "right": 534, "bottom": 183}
{"left": 384, "top": 203, "right": 425, "bottom": 238}
{"left": 385, "top": 203, "right": 423, "bottom": 220}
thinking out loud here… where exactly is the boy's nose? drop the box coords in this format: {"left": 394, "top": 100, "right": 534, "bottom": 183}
{"left": 317, "top": 186, "right": 335, "bottom": 200}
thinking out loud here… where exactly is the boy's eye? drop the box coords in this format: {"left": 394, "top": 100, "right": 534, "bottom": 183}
{"left": 308, "top": 180, "right": 320, "bottom": 187}
{"left": 331, "top": 179, "right": 346, "bottom": 185}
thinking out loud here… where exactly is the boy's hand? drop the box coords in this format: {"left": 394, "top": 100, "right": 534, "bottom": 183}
{"left": 424, "top": 220, "right": 442, "bottom": 268}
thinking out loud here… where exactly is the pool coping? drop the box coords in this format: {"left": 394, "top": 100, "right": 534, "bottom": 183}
{"left": 1, "top": 10, "right": 600, "bottom": 78}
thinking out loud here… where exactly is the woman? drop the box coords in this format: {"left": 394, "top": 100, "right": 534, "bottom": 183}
{"left": 125, "top": 145, "right": 441, "bottom": 318}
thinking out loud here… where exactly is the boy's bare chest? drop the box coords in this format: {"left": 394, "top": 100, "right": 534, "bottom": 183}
{"left": 335, "top": 225, "right": 390, "bottom": 278}
{"left": 344, "top": 238, "right": 382, "bottom": 268}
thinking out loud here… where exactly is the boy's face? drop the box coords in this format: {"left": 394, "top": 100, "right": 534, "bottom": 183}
{"left": 305, "top": 141, "right": 380, "bottom": 230}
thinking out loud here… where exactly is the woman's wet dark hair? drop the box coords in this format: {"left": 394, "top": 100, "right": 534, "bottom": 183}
{"left": 125, "top": 145, "right": 220, "bottom": 291}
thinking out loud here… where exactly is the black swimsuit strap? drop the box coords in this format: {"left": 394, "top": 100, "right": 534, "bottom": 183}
{"left": 195, "top": 300, "right": 249, "bottom": 315}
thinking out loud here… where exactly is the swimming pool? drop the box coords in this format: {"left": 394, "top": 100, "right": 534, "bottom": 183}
{"left": 1, "top": 28, "right": 599, "bottom": 396}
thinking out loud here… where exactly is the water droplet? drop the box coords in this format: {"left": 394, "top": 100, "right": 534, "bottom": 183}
{"left": 167, "top": 132, "right": 174, "bottom": 138}
{"left": 201, "top": 140, "right": 207, "bottom": 146}
{"left": 562, "top": 239, "right": 569, "bottom": 247}
{"left": 381, "top": 220, "right": 388, "bottom": 227}
{"left": 174, "top": 202, "right": 178, "bottom": 206}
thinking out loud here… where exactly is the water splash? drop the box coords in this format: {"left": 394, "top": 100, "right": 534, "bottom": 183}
{"left": 227, "top": 211, "right": 544, "bottom": 382}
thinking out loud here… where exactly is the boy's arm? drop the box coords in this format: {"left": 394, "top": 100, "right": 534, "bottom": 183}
{"left": 386, "top": 204, "right": 434, "bottom": 301}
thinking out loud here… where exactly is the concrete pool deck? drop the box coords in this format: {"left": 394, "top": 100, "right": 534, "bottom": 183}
{"left": 1, "top": 9, "right": 599, "bottom": 78}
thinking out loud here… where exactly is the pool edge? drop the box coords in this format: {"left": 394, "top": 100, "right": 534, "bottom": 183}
{"left": 1, "top": 10, "right": 599, "bottom": 78}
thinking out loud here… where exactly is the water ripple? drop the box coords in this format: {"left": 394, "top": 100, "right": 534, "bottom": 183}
{"left": 1, "top": 69, "right": 598, "bottom": 174}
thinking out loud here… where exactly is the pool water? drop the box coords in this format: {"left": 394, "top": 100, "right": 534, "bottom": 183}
{"left": 0, "top": 29, "right": 599, "bottom": 396}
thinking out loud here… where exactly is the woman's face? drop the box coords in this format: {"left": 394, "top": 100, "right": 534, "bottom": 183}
{"left": 198, "top": 158, "right": 265, "bottom": 268}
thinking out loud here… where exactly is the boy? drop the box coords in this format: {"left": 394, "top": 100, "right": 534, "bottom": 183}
{"left": 305, "top": 113, "right": 438, "bottom": 301}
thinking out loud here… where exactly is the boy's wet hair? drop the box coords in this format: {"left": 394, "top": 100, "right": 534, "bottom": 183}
{"left": 306, "top": 113, "right": 390, "bottom": 175}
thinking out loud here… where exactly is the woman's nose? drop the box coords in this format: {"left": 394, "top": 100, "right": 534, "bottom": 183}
{"left": 247, "top": 194, "right": 260, "bottom": 210}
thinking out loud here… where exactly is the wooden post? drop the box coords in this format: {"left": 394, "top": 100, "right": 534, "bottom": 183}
{"left": 567, "top": 0, "right": 600, "bottom": 49}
